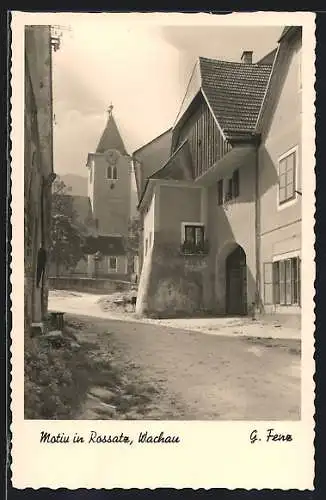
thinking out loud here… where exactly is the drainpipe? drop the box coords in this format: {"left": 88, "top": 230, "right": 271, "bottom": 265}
{"left": 254, "top": 140, "right": 261, "bottom": 315}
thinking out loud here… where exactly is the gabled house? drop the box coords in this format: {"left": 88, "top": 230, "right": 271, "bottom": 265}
{"left": 135, "top": 27, "right": 302, "bottom": 318}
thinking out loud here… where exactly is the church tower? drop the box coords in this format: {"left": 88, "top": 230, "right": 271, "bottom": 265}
{"left": 85, "top": 106, "right": 135, "bottom": 278}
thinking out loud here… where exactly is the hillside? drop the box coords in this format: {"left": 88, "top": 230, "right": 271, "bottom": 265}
{"left": 60, "top": 174, "right": 88, "bottom": 197}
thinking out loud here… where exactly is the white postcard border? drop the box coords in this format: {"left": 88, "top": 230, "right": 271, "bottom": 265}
{"left": 11, "top": 11, "right": 316, "bottom": 490}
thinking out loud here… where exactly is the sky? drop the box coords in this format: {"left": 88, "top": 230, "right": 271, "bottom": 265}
{"left": 52, "top": 16, "right": 283, "bottom": 178}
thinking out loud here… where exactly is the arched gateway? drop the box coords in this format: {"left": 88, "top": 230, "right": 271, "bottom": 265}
{"left": 225, "top": 245, "right": 247, "bottom": 315}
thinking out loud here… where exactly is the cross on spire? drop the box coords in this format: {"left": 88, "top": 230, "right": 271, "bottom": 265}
{"left": 107, "top": 103, "right": 114, "bottom": 118}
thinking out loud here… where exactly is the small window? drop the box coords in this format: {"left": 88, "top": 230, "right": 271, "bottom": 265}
{"left": 184, "top": 225, "right": 204, "bottom": 246}
{"left": 279, "top": 151, "right": 296, "bottom": 205}
{"left": 217, "top": 179, "right": 223, "bottom": 205}
{"left": 233, "top": 169, "right": 240, "bottom": 198}
{"left": 107, "top": 165, "right": 118, "bottom": 180}
{"left": 181, "top": 224, "right": 206, "bottom": 254}
{"left": 108, "top": 256, "right": 117, "bottom": 272}
{"left": 145, "top": 238, "right": 148, "bottom": 256}
{"left": 225, "top": 178, "right": 233, "bottom": 201}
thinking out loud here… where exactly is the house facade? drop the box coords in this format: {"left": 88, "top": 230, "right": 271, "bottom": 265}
{"left": 258, "top": 27, "right": 302, "bottom": 314}
{"left": 24, "top": 25, "right": 55, "bottom": 332}
{"left": 135, "top": 27, "right": 302, "bottom": 318}
{"left": 84, "top": 107, "right": 138, "bottom": 279}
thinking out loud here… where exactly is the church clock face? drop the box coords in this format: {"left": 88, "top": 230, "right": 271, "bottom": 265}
{"left": 105, "top": 150, "right": 119, "bottom": 165}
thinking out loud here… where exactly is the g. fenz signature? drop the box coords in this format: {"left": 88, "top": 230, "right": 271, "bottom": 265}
{"left": 250, "top": 428, "right": 293, "bottom": 444}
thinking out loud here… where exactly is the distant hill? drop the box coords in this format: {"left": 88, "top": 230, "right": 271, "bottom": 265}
{"left": 59, "top": 174, "right": 88, "bottom": 197}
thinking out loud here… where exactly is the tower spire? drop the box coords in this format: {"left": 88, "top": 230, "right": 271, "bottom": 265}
{"left": 96, "top": 103, "right": 127, "bottom": 155}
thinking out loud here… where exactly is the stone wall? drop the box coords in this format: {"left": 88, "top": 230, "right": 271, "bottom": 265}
{"left": 49, "top": 276, "right": 131, "bottom": 294}
{"left": 136, "top": 240, "right": 209, "bottom": 318}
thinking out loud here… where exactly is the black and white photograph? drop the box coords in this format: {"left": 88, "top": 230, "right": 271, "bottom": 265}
{"left": 11, "top": 11, "right": 315, "bottom": 489}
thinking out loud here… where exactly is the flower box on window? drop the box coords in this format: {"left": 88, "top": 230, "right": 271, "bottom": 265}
{"left": 180, "top": 239, "right": 209, "bottom": 255}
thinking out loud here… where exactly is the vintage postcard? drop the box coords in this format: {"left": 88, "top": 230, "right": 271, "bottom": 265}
{"left": 11, "top": 11, "right": 315, "bottom": 489}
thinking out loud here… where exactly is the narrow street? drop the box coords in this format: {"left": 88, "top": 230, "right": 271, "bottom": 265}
{"left": 49, "top": 290, "right": 301, "bottom": 420}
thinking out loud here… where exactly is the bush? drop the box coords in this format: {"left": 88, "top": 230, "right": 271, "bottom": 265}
{"left": 24, "top": 337, "right": 90, "bottom": 419}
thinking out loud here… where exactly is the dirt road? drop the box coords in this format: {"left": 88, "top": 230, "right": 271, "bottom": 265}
{"left": 64, "top": 313, "right": 300, "bottom": 421}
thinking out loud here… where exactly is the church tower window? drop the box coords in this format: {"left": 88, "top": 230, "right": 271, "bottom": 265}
{"left": 107, "top": 165, "right": 118, "bottom": 180}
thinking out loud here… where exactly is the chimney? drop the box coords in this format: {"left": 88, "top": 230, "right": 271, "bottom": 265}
{"left": 241, "top": 51, "right": 253, "bottom": 64}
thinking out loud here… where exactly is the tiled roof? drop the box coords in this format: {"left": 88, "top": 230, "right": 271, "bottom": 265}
{"left": 96, "top": 114, "right": 128, "bottom": 155}
{"left": 83, "top": 235, "right": 126, "bottom": 256}
{"left": 199, "top": 56, "right": 273, "bottom": 134}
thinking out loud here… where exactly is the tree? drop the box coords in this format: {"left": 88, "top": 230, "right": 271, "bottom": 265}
{"left": 127, "top": 216, "right": 141, "bottom": 254}
{"left": 125, "top": 216, "right": 142, "bottom": 278}
{"left": 49, "top": 177, "right": 86, "bottom": 276}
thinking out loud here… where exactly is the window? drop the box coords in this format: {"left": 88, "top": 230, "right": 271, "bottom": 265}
{"left": 107, "top": 165, "right": 118, "bottom": 180}
{"left": 184, "top": 225, "right": 204, "bottom": 245}
{"left": 108, "top": 256, "right": 117, "bottom": 272}
{"left": 181, "top": 224, "right": 207, "bottom": 254}
{"left": 224, "top": 170, "right": 240, "bottom": 202}
{"left": 278, "top": 150, "right": 296, "bottom": 205}
{"left": 217, "top": 179, "right": 223, "bottom": 205}
{"left": 272, "top": 257, "right": 301, "bottom": 306}
{"left": 145, "top": 238, "right": 148, "bottom": 256}
{"left": 232, "top": 169, "right": 240, "bottom": 198}
{"left": 225, "top": 179, "right": 233, "bottom": 201}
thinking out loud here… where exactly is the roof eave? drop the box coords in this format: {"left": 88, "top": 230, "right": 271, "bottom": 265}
{"left": 172, "top": 58, "right": 202, "bottom": 129}
{"left": 278, "top": 26, "right": 302, "bottom": 43}
{"left": 225, "top": 131, "right": 260, "bottom": 145}
{"left": 255, "top": 43, "right": 282, "bottom": 134}
{"left": 137, "top": 178, "right": 157, "bottom": 212}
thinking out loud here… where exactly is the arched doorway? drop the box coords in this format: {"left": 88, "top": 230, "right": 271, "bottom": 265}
{"left": 226, "top": 245, "right": 247, "bottom": 315}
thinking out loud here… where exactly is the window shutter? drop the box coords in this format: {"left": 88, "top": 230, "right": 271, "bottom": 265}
{"left": 273, "top": 261, "right": 280, "bottom": 304}
{"left": 263, "top": 262, "right": 274, "bottom": 305}
{"left": 233, "top": 169, "right": 240, "bottom": 198}
{"left": 285, "top": 258, "right": 292, "bottom": 305}
{"left": 217, "top": 179, "right": 223, "bottom": 205}
{"left": 228, "top": 178, "right": 233, "bottom": 199}
{"left": 279, "top": 260, "right": 286, "bottom": 304}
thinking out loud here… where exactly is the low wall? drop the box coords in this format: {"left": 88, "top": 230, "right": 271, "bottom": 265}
{"left": 49, "top": 276, "right": 131, "bottom": 294}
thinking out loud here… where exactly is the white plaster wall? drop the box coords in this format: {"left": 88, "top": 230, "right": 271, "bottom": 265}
{"left": 143, "top": 192, "right": 155, "bottom": 262}
{"left": 136, "top": 192, "right": 156, "bottom": 314}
